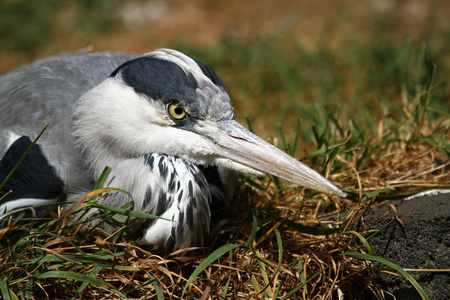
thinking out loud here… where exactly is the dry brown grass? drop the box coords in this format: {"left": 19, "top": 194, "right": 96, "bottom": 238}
{"left": 1, "top": 110, "right": 447, "bottom": 299}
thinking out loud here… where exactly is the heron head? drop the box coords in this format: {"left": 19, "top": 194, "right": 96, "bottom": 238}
{"left": 73, "top": 49, "right": 345, "bottom": 197}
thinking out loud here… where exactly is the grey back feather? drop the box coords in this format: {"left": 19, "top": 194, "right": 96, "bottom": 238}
{"left": 0, "top": 52, "right": 138, "bottom": 195}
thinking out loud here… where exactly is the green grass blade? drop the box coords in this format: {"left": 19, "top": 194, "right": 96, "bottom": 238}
{"left": 221, "top": 250, "right": 234, "bottom": 299}
{"left": 125, "top": 272, "right": 164, "bottom": 299}
{"left": 245, "top": 116, "right": 254, "bottom": 133}
{"left": 420, "top": 136, "right": 450, "bottom": 158}
{"left": 278, "top": 123, "right": 288, "bottom": 151}
{"left": 0, "top": 278, "right": 19, "bottom": 300}
{"left": 427, "top": 106, "right": 450, "bottom": 116}
{"left": 153, "top": 284, "right": 164, "bottom": 300}
{"left": 71, "top": 265, "right": 103, "bottom": 300}
{"left": 153, "top": 280, "right": 164, "bottom": 300}
{"left": 272, "top": 229, "right": 284, "bottom": 299}
{"left": 250, "top": 274, "right": 261, "bottom": 293}
{"left": 343, "top": 252, "right": 428, "bottom": 300}
{"left": 432, "top": 135, "right": 450, "bottom": 151}
{"left": 94, "top": 166, "right": 112, "bottom": 190}
{"left": 35, "top": 271, "right": 112, "bottom": 287}
{"left": 400, "top": 40, "right": 411, "bottom": 87}
{"left": 148, "top": 275, "right": 164, "bottom": 300}
{"left": 248, "top": 210, "right": 259, "bottom": 251}
{"left": 281, "top": 264, "right": 329, "bottom": 300}
{"left": 181, "top": 244, "right": 242, "bottom": 298}
{"left": 89, "top": 166, "right": 113, "bottom": 201}
{"left": 327, "top": 106, "right": 344, "bottom": 138}
{"left": 221, "top": 275, "right": 232, "bottom": 300}
{"left": 254, "top": 250, "right": 272, "bottom": 296}
{"left": 425, "top": 63, "right": 437, "bottom": 93}
{"left": 25, "top": 278, "right": 33, "bottom": 299}
{"left": 275, "top": 229, "right": 283, "bottom": 267}
{"left": 298, "top": 259, "right": 308, "bottom": 294}
{"left": 320, "top": 147, "right": 340, "bottom": 175}
{"left": 361, "top": 188, "right": 397, "bottom": 203}
{"left": 304, "top": 147, "right": 326, "bottom": 160}
{"left": 344, "top": 231, "right": 372, "bottom": 255}
{"left": 91, "top": 203, "right": 169, "bottom": 220}
{"left": 291, "top": 119, "right": 302, "bottom": 157}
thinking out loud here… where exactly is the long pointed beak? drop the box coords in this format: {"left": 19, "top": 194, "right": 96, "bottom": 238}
{"left": 197, "top": 120, "right": 346, "bottom": 197}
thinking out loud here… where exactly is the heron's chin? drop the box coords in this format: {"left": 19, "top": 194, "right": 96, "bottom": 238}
{"left": 213, "top": 157, "right": 264, "bottom": 177}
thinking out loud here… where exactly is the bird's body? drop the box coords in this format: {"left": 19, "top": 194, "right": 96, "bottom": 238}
{"left": 0, "top": 49, "right": 345, "bottom": 253}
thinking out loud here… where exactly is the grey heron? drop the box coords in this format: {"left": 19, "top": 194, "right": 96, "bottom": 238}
{"left": 0, "top": 49, "right": 345, "bottom": 253}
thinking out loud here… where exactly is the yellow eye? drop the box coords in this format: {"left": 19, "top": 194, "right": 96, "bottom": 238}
{"left": 167, "top": 103, "right": 187, "bottom": 120}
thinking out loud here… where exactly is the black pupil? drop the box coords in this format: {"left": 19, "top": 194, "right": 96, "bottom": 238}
{"left": 174, "top": 107, "right": 183, "bottom": 115}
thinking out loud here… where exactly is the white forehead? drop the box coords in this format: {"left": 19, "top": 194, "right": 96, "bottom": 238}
{"left": 144, "top": 48, "right": 204, "bottom": 76}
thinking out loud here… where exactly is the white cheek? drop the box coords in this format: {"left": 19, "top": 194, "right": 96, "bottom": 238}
{"left": 134, "top": 126, "right": 217, "bottom": 162}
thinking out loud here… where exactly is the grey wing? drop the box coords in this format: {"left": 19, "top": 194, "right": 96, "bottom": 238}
{"left": 0, "top": 51, "right": 138, "bottom": 154}
{"left": 0, "top": 51, "right": 138, "bottom": 212}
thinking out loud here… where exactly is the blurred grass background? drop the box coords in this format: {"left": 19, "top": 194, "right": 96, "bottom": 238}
{"left": 1, "top": 0, "right": 448, "bottom": 153}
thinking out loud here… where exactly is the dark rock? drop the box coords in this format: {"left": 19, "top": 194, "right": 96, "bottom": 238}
{"left": 355, "top": 190, "right": 450, "bottom": 300}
